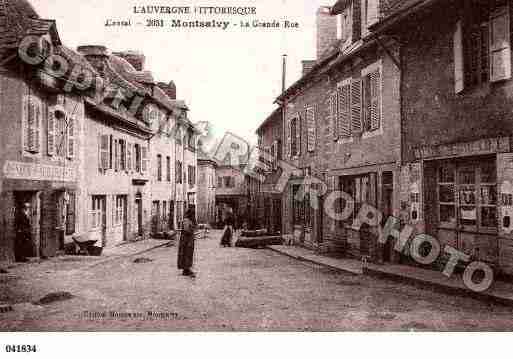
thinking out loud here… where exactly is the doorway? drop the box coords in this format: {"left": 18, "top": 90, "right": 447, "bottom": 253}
{"left": 135, "top": 193, "right": 143, "bottom": 237}
{"left": 381, "top": 172, "right": 394, "bottom": 262}
{"left": 14, "top": 191, "right": 40, "bottom": 259}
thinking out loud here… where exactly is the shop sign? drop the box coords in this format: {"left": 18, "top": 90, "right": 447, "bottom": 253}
{"left": 3, "top": 161, "right": 76, "bottom": 182}
{"left": 415, "top": 137, "right": 511, "bottom": 160}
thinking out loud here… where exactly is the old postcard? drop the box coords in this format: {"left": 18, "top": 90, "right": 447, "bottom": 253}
{"left": 0, "top": 0, "right": 512, "bottom": 356}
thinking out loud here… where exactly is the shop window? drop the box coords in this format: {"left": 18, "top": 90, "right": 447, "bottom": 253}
{"left": 341, "top": 173, "right": 377, "bottom": 225}
{"left": 437, "top": 159, "right": 497, "bottom": 231}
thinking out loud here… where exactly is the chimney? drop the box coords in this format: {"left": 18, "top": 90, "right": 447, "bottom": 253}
{"left": 112, "top": 50, "right": 146, "bottom": 71}
{"left": 77, "top": 45, "right": 109, "bottom": 72}
{"left": 157, "top": 81, "right": 177, "bottom": 100}
{"left": 301, "top": 60, "right": 316, "bottom": 76}
{"left": 316, "top": 6, "right": 338, "bottom": 60}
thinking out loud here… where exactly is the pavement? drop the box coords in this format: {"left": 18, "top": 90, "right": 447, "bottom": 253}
{"left": 2, "top": 230, "right": 513, "bottom": 331}
{"left": 268, "top": 245, "right": 513, "bottom": 306}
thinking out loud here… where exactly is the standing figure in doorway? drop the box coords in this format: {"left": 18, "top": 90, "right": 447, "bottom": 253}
{"left": 177, "top": 208, "right": 197, "bottom": 277}
{"left": 15, "top": 203, "right": 32, "bottom": 262}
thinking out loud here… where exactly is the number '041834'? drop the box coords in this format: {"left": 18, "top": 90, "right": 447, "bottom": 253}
{"left": 5, "top": 345, "right": 37, "bottom": 353}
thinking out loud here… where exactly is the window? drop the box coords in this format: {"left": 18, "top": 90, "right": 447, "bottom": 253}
{"left": 65, "top": 192, "right": 76, "bottom": 235}
{"left": 187, "top": 128, "right": 195, "bottom": 150}
{"left": 157, "top": 154, "right": 162, "bottom": 181}
{"left": 127, "top": 143, "right": 132, "bottom": 172}
{"left": 337, "top": 4, "right": 353, "bottom": 44}
{"left": 114, "top": 195, "right": 125, "bottom": 226}
{"left": 119, "top": 140, "right": 126, "bottom": 171}
{"left": 438, "top": 158, "right": 497, "bottom": 231}
{"left": 363, "top": 0, "right": 379, "bottom": 35}
{"left": 135, "top": 144, "right": 141, "bottom": 172}
{"left": 337, "top": 82, "right": 351, "bottom": 139}
{"left": 24, "top": 94, "right": 42, "bottom": 153}
{"left": 98, "top": 134, "right": 110, "bottom": 171}
{"left": 176, "top": 161, "right": 183, "bottom": 184}
{"left": 188, "top": 165, "right": 196, "bottom": 186}
{"left": 306, "top": 107, "right": 316, "bottom": 152}
{"left": 456, "top": 0, "right": 511, "bottom": 91}
{"left": 141, "top": 146, "right": 149, "bottom": 173}
{"left": 67, "top": 116, "right": 76, "bottom": 159}
{"left": 341, "top": 173, "right": 377, "bottom": 225}
{"left": 166, "top": 156, "right": 171, "bottom": 182}
{"left": 218, "top": 177, "right": 223, "bottom": 188}
{"left": 90, "top": 196, "right": 103, "bottom": 229}
{"left": 224, "top": 176, "right": 235, "bottom": 188}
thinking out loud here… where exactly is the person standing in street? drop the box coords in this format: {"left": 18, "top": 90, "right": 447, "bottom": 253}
{"left": 220, "top": 207, "right": 234, "bottom": 247}
{"left": 177, "top": 208, "right": 197, "bottom": 277}
{"left": 15, "top": 203, "right": 32, "bottom": 262}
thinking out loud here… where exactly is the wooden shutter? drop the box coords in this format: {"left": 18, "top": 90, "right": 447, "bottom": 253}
{"left": 114, "top": 139, "right": 119, "bottom": 171}
{"left": 351, "top": 79, "right": 363, "bottom": 134}
{"left": 141, "top": 146, "right": 148, "bottom": 173}
{"left": 454, "top": 20, "right": 465, "bottom": 93}
{"left": 296, "top": 115, "right": 301, "bottom": 156}
{"left": 329, "top": 94, "right": 338, "bottom": 141}
{"left": 338, "top": 84, "right": 351, "bottom": 138}
{"left": 99, "top": 134, "right": 109, "bottom": 170}
{"left": 26, "top": 98, "right": 37, "bottom": 152}
{"left": 34, "top": 102, "right": 41, "bottom": 152}
{"left": 306, "top": 107, "right": 316, "bottom": 152}
{"left": 126, "top": 143, "right": 132, "bottom": 171}
{"left": 47, "top": 107, "right": 56, "bottom": 156}
{"left": 287, "top": 118, "right": 292, "bottom": 158}
{"left": 353, "top": 0, "right": 362, "bottom": 41}
{"left": 67, "top": 117, "right": 75, "bottom": 159}
{"left": 369, "top": 70, "right": 381, "bottom": 131}
{"left": 490, "top": 5, "right": 511, "bottom": 82}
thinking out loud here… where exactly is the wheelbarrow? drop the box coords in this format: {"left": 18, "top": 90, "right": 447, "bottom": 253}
{"left": 72, "top": 234, "right": 102, "bottom": 256}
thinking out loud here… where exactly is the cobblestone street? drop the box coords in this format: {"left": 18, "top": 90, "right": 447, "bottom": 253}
{"left": 2, "top": 230, "right": 513, "bottom": 331}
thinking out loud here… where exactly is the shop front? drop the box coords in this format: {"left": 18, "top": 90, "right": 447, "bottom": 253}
{"left": 0, "top": 161, "right": 79, "bottom": 261}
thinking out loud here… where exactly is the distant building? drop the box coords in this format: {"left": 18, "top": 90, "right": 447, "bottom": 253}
{"left": 196, "top": 151, "right": 217, "bottom": 226}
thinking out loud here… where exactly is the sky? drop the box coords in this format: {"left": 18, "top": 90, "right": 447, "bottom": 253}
{"left": 30, "top": 0, "right": 333, "bottom": 143}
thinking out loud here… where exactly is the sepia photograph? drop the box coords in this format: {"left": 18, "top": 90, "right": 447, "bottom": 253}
{"left": 0, "top": 0, "right": 513, "bottom": 355}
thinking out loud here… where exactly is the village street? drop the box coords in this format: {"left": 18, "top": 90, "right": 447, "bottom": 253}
{"left": 1, "top": 230, "right": 513, "bottom": 331}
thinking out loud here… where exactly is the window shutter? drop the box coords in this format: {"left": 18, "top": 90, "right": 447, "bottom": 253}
{"left": 99, "top": 134, "right": 109, "bottom": 170}
{"left": 370, "top": 70, "right": 381, "bottom": 131}
{"left": 454, "top": 20, "right": 465, "bottom": 93}
{"left": 329, "top": 94, "right": 337, "bottom": 141}
{"left": 67, "top": 117, "right": 75, "bottom": 159}
{"left": 351, "top": 79, "right": 363, "bottom": 134}
{"left": 296, "top": 115, "right": 301, "bottom": 156}
{"left": 287, "top": 118, "right": 292, "bottom": 159}
{"left": 273, "top": 140, "right": 278, "bottom": 169}
{"left": 34, "top": 102, "right": 41, "bottom": 152}
{"left": 352, "top": 0, "right": 362, "bottom": 41}
{"left": 490, "top": 6, "right": 511, "bottom": 82}
{"left": 26, "top": 98, "right": 36, "bottom": 152}
{"left": 127, "top": 143, "right": 132, "bottom": 171}
{"left": 306, "top": 107, "right": 316, "bottom": 152}
{"left": 114, "top": 139, "right": 119, "bottom": 171}
{"left": 338, "top": 84, "right": 351, "bottom": 138}
{"left": 47, "top": 107, "right": 56, "bottom": 156}
{"left": 141, "top": 146, "right": 148, "bottom": 173}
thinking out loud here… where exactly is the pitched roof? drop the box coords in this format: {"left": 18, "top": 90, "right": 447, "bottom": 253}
{"left": 0, "top": 0, "right": 61, "bottom": 58}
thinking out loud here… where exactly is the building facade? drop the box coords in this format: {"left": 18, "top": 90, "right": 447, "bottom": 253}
{"left": 196, "top": 154, "right": 217, "bottom": 226}
{"left": 256, "top": 107, "right": 284, "bottom": 235}
{"left": 277, "top": 0, "right": 401, "bottom": 261}
{"left": 372, "top": 0, "right": 513, "bottom": 275}
{"left": 0, "top": 1, "right": 88, "bottom": 261}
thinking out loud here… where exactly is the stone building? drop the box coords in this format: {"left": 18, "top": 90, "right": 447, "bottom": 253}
{"left": 372, "top": 0, "right": 513, "bottom": 275}
{"left": 196, "top": 151, "right": 217, "bottom": 226}
{"left": 215, "top": 164, "right": 249, "bottom": 228}
{"left": 0, "top": 0, "right": 96, "bottom": 260}
{"left": 276, "top": 0, "right": 401, "bottom": 261}
{"left": 256, "top": 107, "right": 284, "bottom": 235}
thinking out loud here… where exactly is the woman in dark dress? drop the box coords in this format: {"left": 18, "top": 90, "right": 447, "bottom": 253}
{"left": 177, "top": 209, "right": 197, "bottom": 277}
{"left": 220, "top": 209, "right": 234, "bottom": 247}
